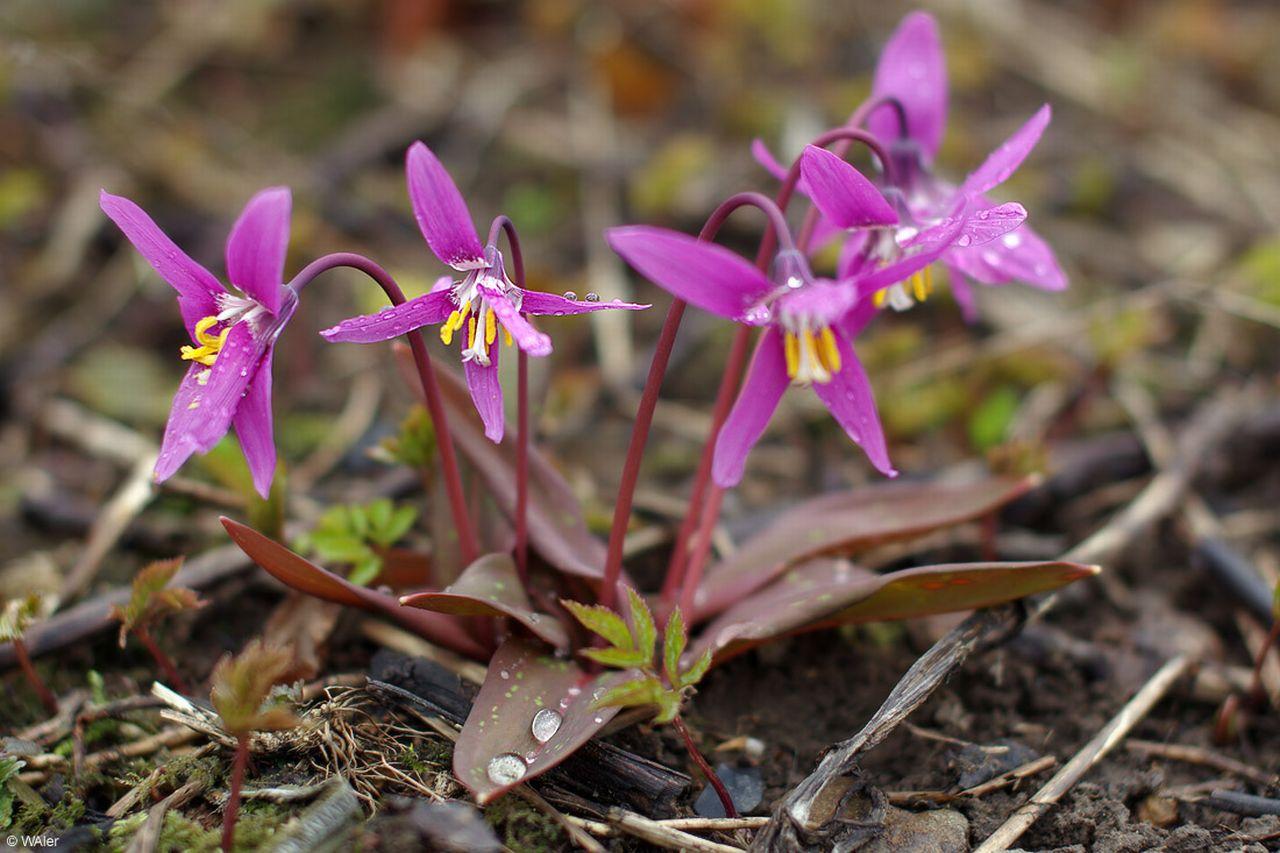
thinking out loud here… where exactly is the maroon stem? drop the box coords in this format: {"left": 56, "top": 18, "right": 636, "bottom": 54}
{"left": 1248, "top": 618, "right": 1280, "bottom": 706}
{"left": 135, "top": 626, "right": 190, "bottom": 694}
{"left": 600, "top": 194, "right": 796, "bottom": 611}
{"left": 221, "top": 733, "right": 250, "bottom": 852}
{"left": 14, "top": 638, "right": 57, "bottom": 716}
{"left": 847, "top": 94, "right": 911, "bottom": 139}
{"left": 289, "top": 252, "right": 479, "bottom": 565}
{"left": 487, "top": 217, "right": 532, "bottom": 589}
{"left": 795, "top": 126, "right": 897, "bottom": 252}
{"left": 673, "top": 715, "right": 737, "bottom": 818}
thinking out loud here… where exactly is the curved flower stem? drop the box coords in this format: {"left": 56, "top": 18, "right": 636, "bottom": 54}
{"left": 673, "top": 714, "right": 738, "bottom": 818}
{"left": 289, "top": 252, "right": 479, "bottom": 565}
{"left": 848, "top": 94, "right": 911, "bottom": 139}
{"left": 135, "top": 625, "right": 189, "bottom": 694}
{"left": 663, "top": 122, "right": 899, "bottom": 615}
{"left": 488, "top": 216, "right": 532, "bottom": 589}
{"left": 220, "top": 733, "right": 249, "bottom": 852}
{"left": 14, "top": 638, "right": 57, "bottom": 716}
{"left": 600, "top": 194, "right": 796, "bottom": 611}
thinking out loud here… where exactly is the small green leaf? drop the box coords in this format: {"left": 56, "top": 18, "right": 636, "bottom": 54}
{"left": 626, "top": 587, "right": 656, "bottom": 661}
{"left": 347, "top": 505, "right": 370, "bottom": 540}
{"left": 678, "top": 649, "right": 712, "bottom": 689}
{"left": 367, "top": 498, "right": 393, "bottom": 533}
{"left": 581, "top": 647, "right": 652, "bottom": 668}
{"left": 591, "top": 676, "right": 663, "bottom": 711}
{"left": 381, "top": 505, "right": 418, "bottom": 545}
{"left": 347, "top": 556, "right": 383, "bottom": 587}
{"left": 561, "top": 600, "right": 633, "bottom": 650}
{"left": 653, "top": 689, "right": 682, "bottom": 724}
{"left": 663, "top": 607, "right": 688, "bottom": 687}
{"left": 308, "top": 532, "right": 373, "bottom": 564}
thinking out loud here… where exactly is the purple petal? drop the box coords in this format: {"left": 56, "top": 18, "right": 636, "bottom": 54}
{"left": 606, "top": 226, "right": 773, "bottom": 321}
{"left": 961, "top": 104, "right": 1051, "bottom": 196}
{"left": 320, "top": 284, "right": 455, "bottom": 343}
{"left": 480, "top": 284, "right": 551, "bottom": 356}
{"left": 840, "top": 297, "right": 879, "bottom": 339}
{"left": 520, "top": 289, "right": 649, "bottom": 316}
{"left": 959, "top": 201, "right": 1026, "bottom": 247}
{"left": 851, "top": 213, "right": 965, "bottom": 299}
{"left": 813, "top": 331, "right": 896, "bottom": 478}
{"left": 712, "top": 329, "right": 789, "bottom": 487}
{"left": 154, "top": 323, "right": 260, "bottom": 483}
{"left": 837, "top": 230, "right": 873, "bottom": 279}
{"left": 945, "top": 261, "right": 980, "bottom": 323}
{"left": 800, "top": 145, "right": 898, "bottom": 229}
{"left": 752, "top": 138, "right": 791, "bottom": 182}
{"left": 225, "top": 186, "right": 290, "bottom": 315}
{"left": 869, "top": 11, "right": 948, "bottom": 160}
{"left": 807, "top": 214, "right": 845, "bottom": 254}
{"left": 406, "top": 142, "right": 485, "bottom": 270}
{"left": 100, "top": 190, "right": 222, "bottom": 337}
{"left": 232, "top": 350, "right": 276, "bottom": 498}
{"left": 949, "top": 223, "right": 1067, "bottom": 291}
{"left": 464, "top": 342, "right": 504, "bottom": 443}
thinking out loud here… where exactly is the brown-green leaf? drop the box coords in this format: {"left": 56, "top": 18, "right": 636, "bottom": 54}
{"left": 693, "top": 559, "right": 1099, "bottom": 662}
{"left": 694, "top": 475, "right": 1037, "bottom": 620}
{"left": 453, "top": 639, "right": 622, "bottom": 803}
{"left": 220, "top": 517, "right": 488, "bottom": 660}
{"left": 400, "top": 553, "right": 569, "bottom": 651}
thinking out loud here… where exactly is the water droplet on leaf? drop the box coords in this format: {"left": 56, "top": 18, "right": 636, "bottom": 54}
{"left": 486, "top": 753, "right": 527, "bottom": 785}
{"left": 563, "top": 291, "right": 577, "bottom": 300}
{"left": 530, "top": 708, "right": 562, "bottom": 743}
{"left": 584, "top": 292, "right": 600, "bottom": 302}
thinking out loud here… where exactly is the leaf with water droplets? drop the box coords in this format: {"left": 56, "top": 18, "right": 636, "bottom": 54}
{"left": 453, "top": 639, "right": 620, "bottom": 803}
{"left": 220, "top": 517, "right": 488, "bottom": 659}
{"left": 393, "top": 344, "right": 611, "bottom": 583}
{"left": 694, "top": 475, "right": 1037, "bottom": 621}
{"left": 400, "top": 553, "right": 568, "bottom": 651}
{"left": 692, "top": 559, "right": 1099, "bottom": 662}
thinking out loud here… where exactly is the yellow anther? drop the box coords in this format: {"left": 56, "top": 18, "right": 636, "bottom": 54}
{"left": 485, "top": 308, "right": 497, "bottom": 347}
{"left": 440, "top": 324, "right": 454, "bottom": 346}
{"left": 783, "top": 332, "right": 800, "bottom": 378}
{"left": 180, "top": 316, "right": 228, "bottom": 366}
{"left": 504, "top": 327, "right": 514, "bottom": 347}
{"left": 445, "top": 309, "right": 461, "bottom": 330}
{"left": 923, "top": 264, "right": 933, "bottom": 295}
{"left": 467, "top": 316, "right": 477, "bottom": 348}
{"left": 818, "top": 326, "right": 841, "bottom": 374}
{"left": 910, "top": 272, "right": 925, "bottom": 302}
{"left": 873, "top": 288, "right": 887, "bottom": 309}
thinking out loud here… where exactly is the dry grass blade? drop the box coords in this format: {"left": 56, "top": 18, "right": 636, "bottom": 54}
{"left": 1125, "top": 740, "right": 1276, "bottom": 787}
{"left": 607, "top": 807, "right": 746, "bottom": 852}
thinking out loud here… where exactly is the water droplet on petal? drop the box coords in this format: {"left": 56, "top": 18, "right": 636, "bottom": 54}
{"left": 955, "top": 234, "right": 972, "bottom": 247}
{"left": 499, "top": 669, "right": 510, "bottom": 680}
{"left": 531, "top": 708, "right": 562, "bottom": 743}
{"left": 584, "top": 292, "right": 600, "bottom": 302}
{"left": 486, "top": 753, "right": 527, "bottom": 785}
{"left": 563, "top": 291, "right": 577, "bottom": 300}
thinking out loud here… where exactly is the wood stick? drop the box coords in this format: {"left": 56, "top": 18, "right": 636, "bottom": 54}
{"left": 606, "top": 807, "right": 745, "bottom": 852}
{"left": 1126, "top": 739, "right": 1275, "bottom": 786}
{"left": 973, "top": 655, "right": 1191, "bottom": 852}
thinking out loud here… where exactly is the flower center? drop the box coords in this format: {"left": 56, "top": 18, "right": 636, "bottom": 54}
{"left": 873, "top": 266, "right": 934, "bottom": 312}
{"left": 781, "top": 320, "right": 842, "bottom": 386}
{"left": 179, "top": 316, "right": 230, "bottom": 367}
{"left": 439, "top": 274, "right": 516, "bottom": 366}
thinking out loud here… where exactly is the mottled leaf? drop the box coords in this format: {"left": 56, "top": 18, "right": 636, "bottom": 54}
{"left": 453, "top": 639, "right": 621, "bottom": 803}
{"left": 693, "top": 559, "right": 1099, "bottom": 662}
{"left": 400, "top": 553, "right": 569, "bottom": 651}
{"left": 109, "top": 557, "right": 206, "bottom": 646}
{"left": 695, "top": 475, "right": 1037, "bottom": 620}
{"left": 393, "top": 344, "right": 609, "bottom": 581}
{"left": 210, "top": 639, "right": 299, "bottom": 735}
{"left": 220, "top": 517, "right": 488, "bottom": 660}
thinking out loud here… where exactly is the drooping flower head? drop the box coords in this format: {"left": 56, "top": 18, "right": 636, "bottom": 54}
{"left": 755, "top": 11, "right": 1066, "bottom": 320}
{"left": 322, "top": 142, "right": 647, "bottom": 443}
{"left": 100, "top": 188, "right": 297, "bottom": 498}
{"left": 609, "top": 149, "right": 969, "bottom": 487}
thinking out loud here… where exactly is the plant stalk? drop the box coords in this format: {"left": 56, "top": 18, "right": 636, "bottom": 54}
{"left": 673, "top": 715, "right": 738, "bottom": 818}
{"left": 221, "top": 733, "right": 250, "bottom": 852}
{"left": 1248, "top": 618, "right": 1280, "bottom": 707}
{"left": 135, "top": 625, "right": 190, "bottom": 694}
{"left": 288, "top": 252, "right": 480, "bottom": 565}
{"left": 13, "top": 638, "right": 57, "bottom": 716}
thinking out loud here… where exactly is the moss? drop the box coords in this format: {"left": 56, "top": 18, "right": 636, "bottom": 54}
{"left": 12, "top": 790, "right": 85, "bottom": 836}
{"left": 398, "top": 741, "right": 451, "bottom": 777}
{"left": 484, "top": 798, "right": 567, "bottom": 853}
{"left": 156, "top": 753, "right": 223, "bottom": 792}
{"left": 105, "top": 800, "right": 292, "bottom": 852}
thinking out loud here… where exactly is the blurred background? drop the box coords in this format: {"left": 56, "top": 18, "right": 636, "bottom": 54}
{"left": 3, "top": 0, "right": 1280, "bottom": 573}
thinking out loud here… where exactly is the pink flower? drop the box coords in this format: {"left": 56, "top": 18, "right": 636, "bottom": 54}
{"left": 100, "top": 188, "right": 296, "bottom": 499}
{"left": 322, "top": 142, "right": 646, "bottom": 442}
{"left": 608, "top": 150, "right": 965, "bottom": 487}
